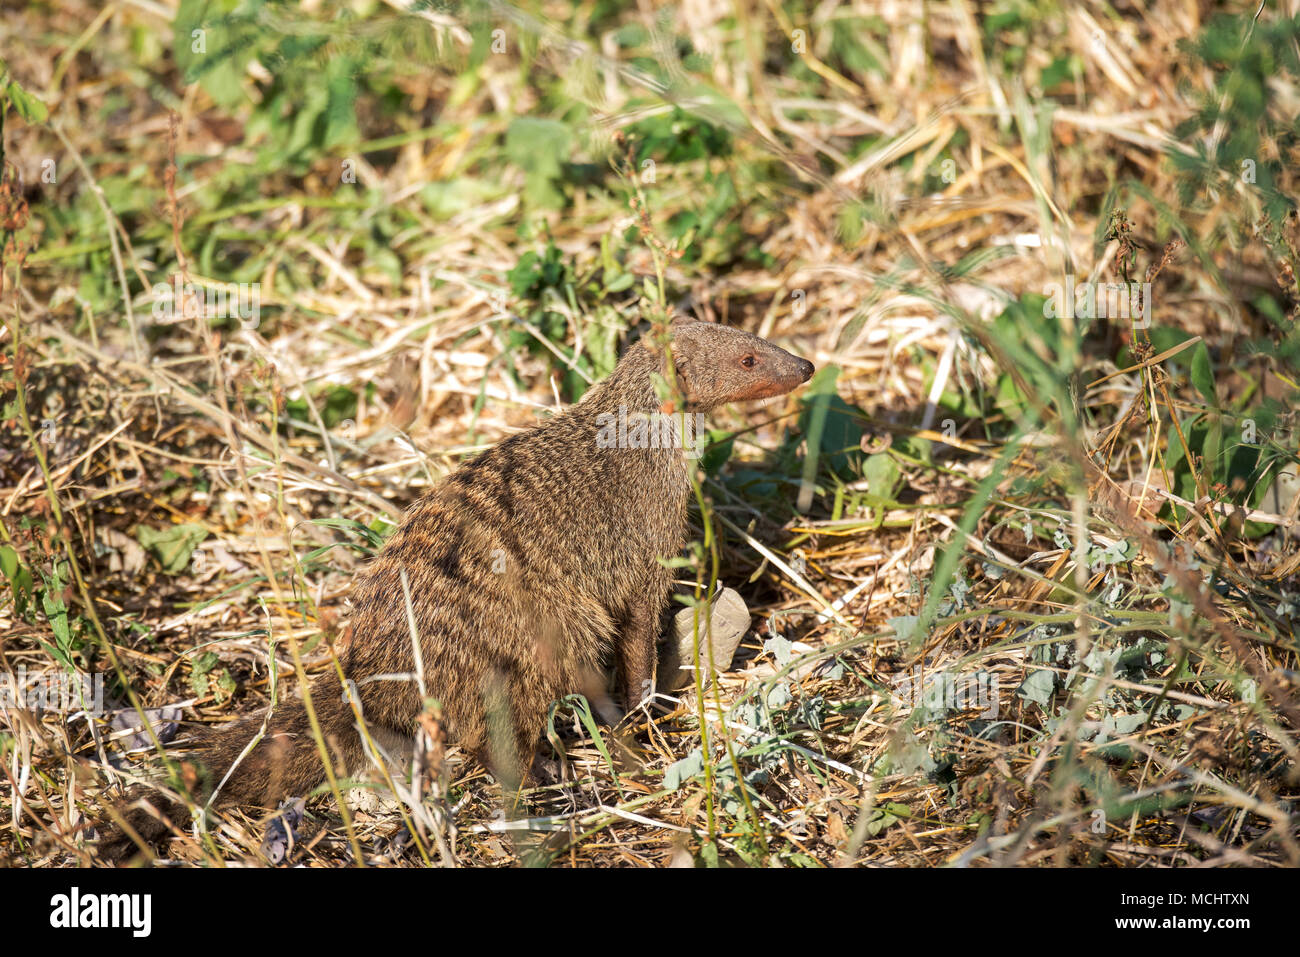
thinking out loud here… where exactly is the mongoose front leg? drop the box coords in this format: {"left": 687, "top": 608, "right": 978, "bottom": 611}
{"left": 617, "top": 599, "right": 660, "bottom": 712}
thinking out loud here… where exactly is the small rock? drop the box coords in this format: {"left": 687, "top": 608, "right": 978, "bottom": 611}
{"left": 108, "top": 705, "right": 184, "bottom": 755}
{"left": 345, "top": 786, "right": 401, "bottom": 816}
{"left": 261, "top": 797, "right": 306, "bottom": 865}
{"left": 658, "top": 587, "right": 750, "bottom": 692}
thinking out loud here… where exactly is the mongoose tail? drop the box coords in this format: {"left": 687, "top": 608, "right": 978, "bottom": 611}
{"left": 99, "top": 320, "right": 813, "bottom": 859}
{"left": 99, "top": 676, "right": 357, "bottom": 859}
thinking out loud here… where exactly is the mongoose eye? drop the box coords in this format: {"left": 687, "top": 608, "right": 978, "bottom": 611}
{"left": 741, "top": 355, "right": 756, "bottom": 369}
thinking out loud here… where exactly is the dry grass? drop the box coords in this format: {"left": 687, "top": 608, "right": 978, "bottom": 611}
{"left": 1, "top": 0, "right": 1298, "bottom": 867}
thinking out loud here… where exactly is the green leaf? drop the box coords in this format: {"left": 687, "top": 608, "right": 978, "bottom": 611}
{"left": 888, "top": 615, "right": 922, "bottom": 642}
{"left": 1016, "top": 669, "right": 1056, "bottom": 707}
{"left": 504, "top": 118, "right": 573, "bottom": 209}
{"left": 4, "top": 78, "right": 49, "bottom": 124}
{"left": 699, "top": 428, "right": 734, "bottom": 476}
{"left": 322, "top": 58, "right": 360, "bottom": 148}
{"left": 864, "top": 802, "right": 911, "bottom": 836}
{"left": 0, "top": 545, "right": 17, "bottom": 581}
{"left": 1113, "top": 713, "right": 1147, "bottom": 735}
{"left": 664, "top": 748, "right": 703, "bottom": 790}
{"left": 766, "top": 681, "right": 792, "bottom": 709}
{"left": 37, "top": 564, "right": 76, "bottom": 670}
{"left": 309, "top": 517, "right": 388, "bottom": 551}
{"left": 1, "top": 544, "right": 34, "bottom": 616}
{"left": 1189, "top": 341, "right": 1216, "bottom": 406}
{"left": 174, "top": 0, "right": 250, "bottom": 108}
{"left": 863, "top": 452, "right": 902, "bottom": 504}
{"left": 604, "top": 271, "right": 635, "bottom": 293}
{"left": 698, "top": 840, "right": 719, "bottom": 867}
{"left": 135, "top": 523, "right": 210, "bottom": 574}
{"left": 763, "top": 634, "right": 793, "bottom": 667}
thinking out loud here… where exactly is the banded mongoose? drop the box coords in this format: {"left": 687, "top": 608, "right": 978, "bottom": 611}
{"left": 103, "top": 319, "right": 813, "bottom": 854}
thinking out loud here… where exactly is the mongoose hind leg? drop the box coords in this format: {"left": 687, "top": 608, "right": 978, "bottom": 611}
{"left": 463, "top": 670, "right": 547, "bottom": 808}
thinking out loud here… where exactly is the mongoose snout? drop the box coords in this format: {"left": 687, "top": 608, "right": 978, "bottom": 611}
{"left": 736, "top": 355, "right": 814, "bottom": 401}
{"left": 100, "top": 319, "right": 815, "bottom": 857}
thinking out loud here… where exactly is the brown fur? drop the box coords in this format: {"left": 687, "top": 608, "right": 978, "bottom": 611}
{"left": 99, "top": 320, "right": 813, "bottom": 858}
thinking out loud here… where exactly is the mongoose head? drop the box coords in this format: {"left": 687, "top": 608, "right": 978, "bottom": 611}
{"left": 660, "top": 320, "right": 815, "bottom": 413}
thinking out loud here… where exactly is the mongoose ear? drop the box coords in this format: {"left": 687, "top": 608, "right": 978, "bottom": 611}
{"left": 672, "top": 354, "right": 698, "bottom": 406}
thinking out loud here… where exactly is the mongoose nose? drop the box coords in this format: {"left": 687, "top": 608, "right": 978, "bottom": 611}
{"left": 796, "top": 358, "right": 815, "bottom": 381}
